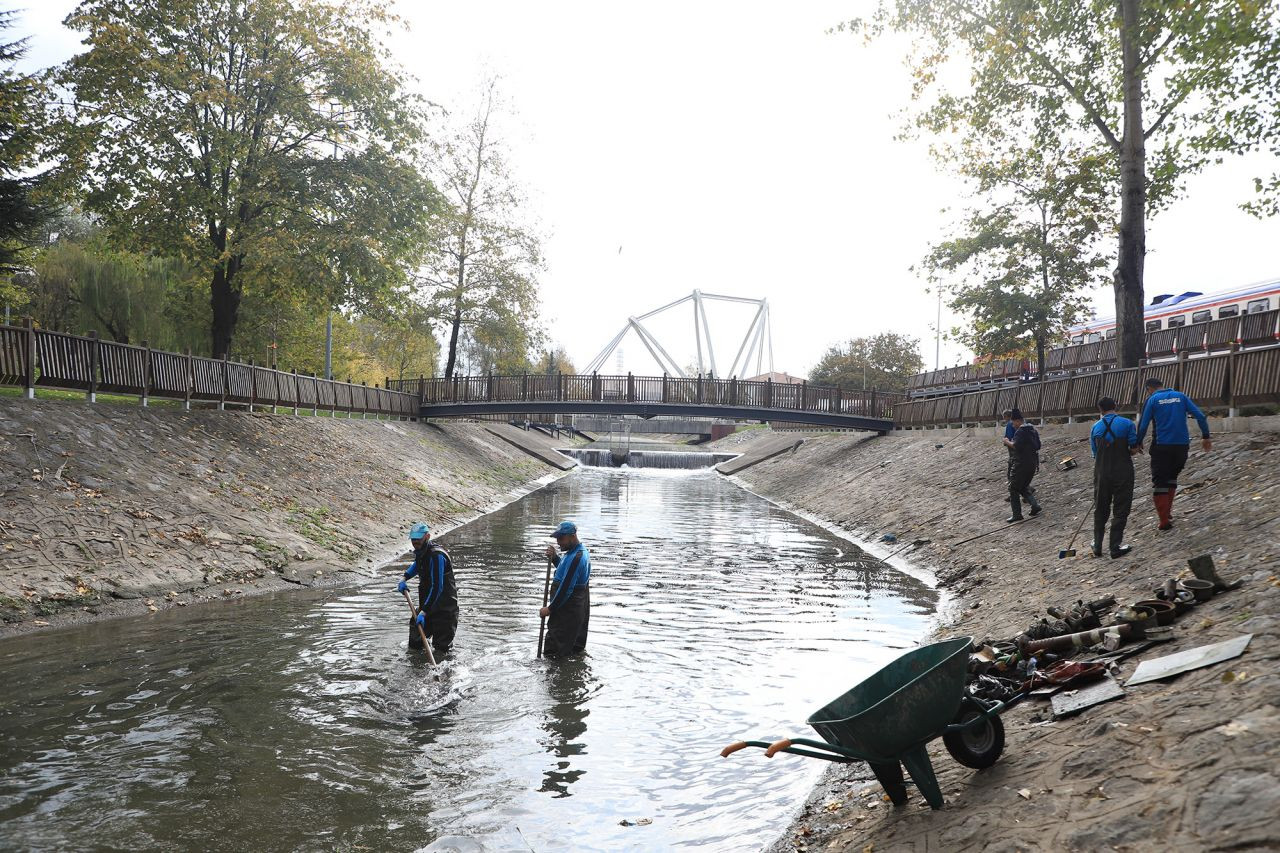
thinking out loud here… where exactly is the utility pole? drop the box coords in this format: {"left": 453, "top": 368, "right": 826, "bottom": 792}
{"left": 934, "top": 287, "right": 941, "bottom": 370}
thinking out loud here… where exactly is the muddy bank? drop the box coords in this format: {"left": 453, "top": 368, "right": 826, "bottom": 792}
{"left": 719, "top": 425, "right": 1279, "bottom": 852}
{"left": 0, "top": 401, "right": 574, "bottom": 635}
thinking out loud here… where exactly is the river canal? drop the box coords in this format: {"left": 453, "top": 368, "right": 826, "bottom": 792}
{"left": 0, "top": 466, "right": 937, "bottom": 851}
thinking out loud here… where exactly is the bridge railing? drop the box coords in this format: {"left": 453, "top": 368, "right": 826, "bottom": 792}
{"left": 392, "top": 373, "right": 906, "bottom": 420}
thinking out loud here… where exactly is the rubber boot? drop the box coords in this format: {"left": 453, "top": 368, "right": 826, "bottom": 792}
{"left": 1007, "top": 495, "right": 1023, "bottom": 523}
{"left": 1109, "top": 515, "right": 1131, "bottom": 558}
{"left": 1092, "top": 521, "right": 1106, "bottom": 558}
{"left": 1028, "top": 494, "right": 1042, "bottom": 517}
{"left": 1154, "top": 493, "right": 1173, "bottom": 531}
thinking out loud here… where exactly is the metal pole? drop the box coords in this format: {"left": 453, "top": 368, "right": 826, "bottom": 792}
{"left": 935, "top": 288, "right": 941, "bottom": 371}
{"left": 324, "top": 313, "right": 332, "bottom": 380}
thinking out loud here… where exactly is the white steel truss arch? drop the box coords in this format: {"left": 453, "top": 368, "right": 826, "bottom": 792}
{"left": 583, "top": 291, "right": 774, "bottom": 379}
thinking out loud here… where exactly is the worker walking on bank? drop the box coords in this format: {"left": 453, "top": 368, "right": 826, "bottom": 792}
{"left": 539, "top": 521, "right": 591, "bottom": 658}
{"left": 1136, "top": 378, "right": 1211, "bottom": 531}
{"left": 1003, "top": 408, "right": 1042, "bottom": 522}
{"left": 397, "top": 523, "right": 458, "bottom": 654}
{"left": 1090, "top": 397, "right": 1139, "bottom": 559}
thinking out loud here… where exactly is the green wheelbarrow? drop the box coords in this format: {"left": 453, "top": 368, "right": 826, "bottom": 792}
{"left": 721, "top": 637, "right": 1022, "bottom": 809}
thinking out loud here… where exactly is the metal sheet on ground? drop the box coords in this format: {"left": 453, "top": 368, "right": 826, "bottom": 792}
{"left": 1051, "top": 674, "right": 1125, "bottom": 718}
{"left": 1125, "top": 634, "right": 1253, "bottom": 687}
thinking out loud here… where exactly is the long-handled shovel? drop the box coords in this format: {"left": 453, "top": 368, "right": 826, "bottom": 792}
{"left": 401, "top": 588, "right": 437, "bottom": 666}
{"left": 1058, "top": 492, "right": 1097, "bottom": 559}
{"left": 537, "top": 554, "right": 555, "bottom": 659}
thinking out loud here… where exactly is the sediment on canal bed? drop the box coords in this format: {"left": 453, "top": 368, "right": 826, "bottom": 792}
{"left": 716, "top": 424, "right": 1280, "bottom": 853}
{"left": 0, "top": 400, "right": 578, "bottom": 635}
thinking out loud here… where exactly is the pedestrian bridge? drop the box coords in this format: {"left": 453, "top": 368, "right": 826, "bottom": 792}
{"left": 389, "top": 374, "right": 900, "bottom": 433}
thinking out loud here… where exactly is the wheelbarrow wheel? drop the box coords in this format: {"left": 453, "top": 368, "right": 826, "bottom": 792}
{"left": 943, "top": 707, "right": 1005, "bottom": 769}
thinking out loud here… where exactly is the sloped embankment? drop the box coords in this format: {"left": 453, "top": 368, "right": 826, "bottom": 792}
{"left": 720, "top": 425, "right": 1280, "bottom": 852}
{"left": 0, "top": 401, "right": 571, "bottom": 634}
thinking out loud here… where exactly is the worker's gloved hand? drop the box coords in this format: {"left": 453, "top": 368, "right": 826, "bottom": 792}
{"left": 397, "top": 580, "right": 408, "bottom": 594}
{"left": 416, "top": 612, "right": 425, "bottom": 627}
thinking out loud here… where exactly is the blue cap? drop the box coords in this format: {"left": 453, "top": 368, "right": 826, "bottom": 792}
{"left": 551, "top": 521, "right": 577, "bottom": 538}
{"left": 409, "top": 522, "right": 430, "bottom": 540}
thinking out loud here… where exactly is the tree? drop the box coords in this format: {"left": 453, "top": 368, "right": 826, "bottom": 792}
{"left": 542, "top": 346, "right": 576, "bottom": 375}
{"left": 809, "top": 333, "right": 924, "bottom": 392}
{"left": 352, "top": 304, "right": 439, "bottom": 383}
{"left": 54, "top": 0, "right": 438, "bottom": 357}
{"left": 421, "top": 82, "right": 543, "bottom": 379}
{"left": 459, "top": 303, "right": 541, "bottom": 375}
{"left": 0, "top": 9, "right": 54, "bottom": 285}
{"left": 847, "top": 1, "right": 1280, "bottom": 367}
{"left": 922, "top": 141, "right": 1112, "bottom": 373}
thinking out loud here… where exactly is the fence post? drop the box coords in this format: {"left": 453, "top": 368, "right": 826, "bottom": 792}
{"left": 248, "top": 359, "right": 256, "bottom": 412}
{"left": 593, "top": 372, "right": 600, "bottom": 402}
{"left": 488, "top": 372, "right": 494, "bottom": 402}
{"left": 183, "top": 348, "right": 192, "bottom": 411}
{"left": 306, "top": 370, "right": 313, "bottom": 417}
{"left": 141, "top": 340, "right": 151, "bottom": 407}
{"left": 418, "top": 373, "right": 425, "bottom": 405}
{"left": 522, "top": 372, "right": 528, "bottom": 402}
{"left": 800, "top": 380, "right": 807, "bottom": 411}
{"left": 558, "top": 371, "right": 564, "bottom": 401}
{"left": 1176, "top": 349, "right": 1187, "bottom": 391}
{"left": 662, "top": 373, "right": 668, "bottom": 403}
{"left": 833, "top": 386, "right": 842, "bottom": 414}
{"left": 451, "top": 375, "right": 459, "bottom": 403}
{"left": 1226, "top": 343, "right": 1238, "bottom": 418}
{"left": 627, "top": 372, "right": 634, "bottom": 403}
{"left": 766, "top": 377, "right": 772, "bottom": 408}
{"left": 218, "top": 354, "right": 228, "bottom": 410}
{"left": 22, "top": 317, "right": 35, "bottom": 398}
{"left": 87, "top": 330, "right": 99, "bottom": 403}
{"left": 362, "top": 380, "right": 369, "bottom": 419}
{"left": 696, "top": 373, "right": 703, "bottom": 404}
{"left": 870, "top": 389, "right": 877, "bottom": 418}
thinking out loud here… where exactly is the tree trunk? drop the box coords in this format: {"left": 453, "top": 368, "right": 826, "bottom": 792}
{"left": 210, "top": 257, "right": 243, "bottom": 359}
{"left": 443, "top": 293, "right": 463, "bottom": 379}
{"left": 1114, "top": 0, "right": 1147, "bottom": 369}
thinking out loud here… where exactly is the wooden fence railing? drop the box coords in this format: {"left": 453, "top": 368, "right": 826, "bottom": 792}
{"left": 908, "top": 309, "right": 1280, "bottom": 398}
{"left": 894, "top": 347, "right": 1280, "bottom": 428}
{"left": 387, "top": 373, "right": 906, "bottom": 420}
{"left": 0, "top": 319, "right": 419, "bottom": 418}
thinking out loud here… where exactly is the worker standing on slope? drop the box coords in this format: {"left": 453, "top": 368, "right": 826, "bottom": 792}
{"left": 1090, "top": 397, "right": 1139, "bottom": 559}
{"left": 1136, "top": 378, "right": 1211, "bottom": 531}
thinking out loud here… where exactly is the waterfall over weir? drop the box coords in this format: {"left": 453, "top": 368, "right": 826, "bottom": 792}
{"left": 561, "top": 448, "right": 738, "bottom": 470}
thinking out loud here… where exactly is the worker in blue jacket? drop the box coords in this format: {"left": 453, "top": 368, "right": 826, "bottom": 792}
{"left": 1090, "top": 397, "right": 1139, "bottom": 558}
{"left": 539, "top": 521, "right": 591, "bottom": 658}
{"left": 397, "top": 522, "right": 458, "bottom": 653}
{"left": 1136, "top": 378, "right": 1212, "bottom": 531}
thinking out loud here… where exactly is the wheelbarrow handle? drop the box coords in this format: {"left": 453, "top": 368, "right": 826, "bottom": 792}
{"left": 765, "top": 738, "right": 793, "bottom": 758}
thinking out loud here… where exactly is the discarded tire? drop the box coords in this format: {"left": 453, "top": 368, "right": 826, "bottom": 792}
{"left": 943, "top": 708, "right": 1005, "bottom": 769}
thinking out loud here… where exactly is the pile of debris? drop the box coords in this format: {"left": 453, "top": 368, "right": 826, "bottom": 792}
{"left": 964, "top": 554, "right": 1250, "bottom": 719}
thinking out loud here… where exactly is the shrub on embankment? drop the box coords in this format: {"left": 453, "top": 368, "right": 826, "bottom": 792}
{"left": 0, "top": 400, "right": 557, "bottom": 631}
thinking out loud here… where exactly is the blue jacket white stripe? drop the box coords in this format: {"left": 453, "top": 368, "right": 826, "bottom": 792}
{"left": 405, "top": 550, "right": 448, "bottom": 608}
{"left": 549, "top": 545, "right": 590, "bottom": 610}
{"left": 1137, "top": 389, "right": 1210, "bottom": 446}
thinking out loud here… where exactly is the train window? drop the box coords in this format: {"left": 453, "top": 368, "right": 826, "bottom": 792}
{"left": 1070, "top": 334, "right": 1083, "bottom": 344}
{"left": 1191, "top": 310, "right": 1211, "bottom": 324}
{"left": 1247, "top": 298, "right": 1271, "bottom": 314}
{"left": 1219, "top": 304, "right": 1240, "bottom": 318}
{"left": 1105, "top": 328, "right": 1116, "bottom": 339}
{"left": 1086, "top": 332, "right": 1101, "bottom": 344}
{"left": 1145, "top": 319, "right": 1162, "bottom": 332}
{"left": 1167, "top": 315, "right": 1186, "bottom": 328}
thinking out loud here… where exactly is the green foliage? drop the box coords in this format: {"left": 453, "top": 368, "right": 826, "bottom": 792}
{"left": 844, "top": 0, "right": 1280, "bottom": 367}
{"left": 808, "top": 333, "right": 924, "bottom": 392}
{"left": 421, "top": 81, "right": 544, "bottom": 378}
{"left": 53, "top": 0, "right": 439, "bottom": 357}
{"left": 922, "top": 140, "right": 1111, "bottom": 367}
{"left": 539, "top": 346, "right": 576, "bottom": 375}
{"left": 0, "top": 10, "right": 54, "bottom": 280}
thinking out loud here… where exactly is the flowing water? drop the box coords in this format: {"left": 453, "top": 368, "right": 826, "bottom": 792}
{"left": 0, "top": 467, "right": 937, "bottom": 852}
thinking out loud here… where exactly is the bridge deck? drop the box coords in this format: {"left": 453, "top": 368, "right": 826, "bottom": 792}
{"left": 419, "top": 400, "right": 893, "bottom": 432}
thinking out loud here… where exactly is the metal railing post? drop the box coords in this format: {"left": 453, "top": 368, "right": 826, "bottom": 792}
{"left": 248, "top": 359, "right": 256, "bottom": 412}
{"left": 141, "top": 340, "right": 151, "bottom": 407}
{"left": 627, "top": 372, "right": 634, "bottom": 402}
{"left": 183, "top": 348, "right": 192, "bottom": 410}
{"left": 22, "top": 317, "right": 35, "bottom": 399}
{"left": 87, "top": 330, "right": 99, "bottom": 403}
{"left": 219, "top": 353, "right": 228, "bottom": 410}
{"left": 662, "top": 373, "right": 668, "bottom": 403}
{"left": 696, "top": 374, "right": 703, "bottom": 404}
{"left": 558, "top": 372, "right": 564, "bottom": 401}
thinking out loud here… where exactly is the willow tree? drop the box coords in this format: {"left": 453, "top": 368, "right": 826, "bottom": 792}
{"left": 848, "top": 0, "right": 1280, "bottom": 367}
{"left": 422, "top": 83, "right": 542, "bottom": 379}
{"left": 54, "top": 0, "right": 437, "bottom": 357}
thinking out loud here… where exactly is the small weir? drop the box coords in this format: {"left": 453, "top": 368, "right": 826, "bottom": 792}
{"left": 561, "top": 446, "right": 738, "bottom": 469}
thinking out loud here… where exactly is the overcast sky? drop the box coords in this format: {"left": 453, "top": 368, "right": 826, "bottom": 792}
{"left": 13, "top": 2, "right": 1279, "bottom": 377}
